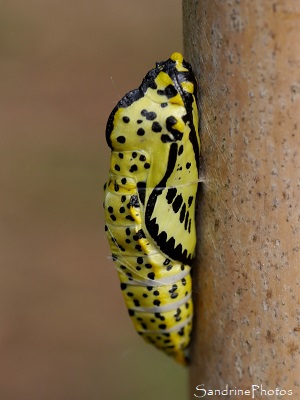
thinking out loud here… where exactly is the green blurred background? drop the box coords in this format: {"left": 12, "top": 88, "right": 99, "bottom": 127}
{"left": 0, "top": 1, "right": 189, "bottom": 399}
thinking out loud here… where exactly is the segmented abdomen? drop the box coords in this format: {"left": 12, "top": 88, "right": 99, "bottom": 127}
{"left": 104, "top": 149, "right": 193, "bottom": 364}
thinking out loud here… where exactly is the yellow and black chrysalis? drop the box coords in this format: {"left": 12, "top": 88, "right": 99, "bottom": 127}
{"left": 103, "top": 52, "right": 200, "bottom": 364}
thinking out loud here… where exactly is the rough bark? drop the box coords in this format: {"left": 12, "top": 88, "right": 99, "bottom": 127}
{"left": 183, "top": 0, "right": 300, "bottom": 396}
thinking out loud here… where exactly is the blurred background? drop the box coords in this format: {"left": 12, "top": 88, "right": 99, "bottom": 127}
{"left": 0, "top": 1, "right": 188, "bottom": 399}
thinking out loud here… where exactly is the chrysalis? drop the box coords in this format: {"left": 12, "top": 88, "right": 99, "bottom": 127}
{"left": 103, "top": 52, "right": 200, "bottom": 364}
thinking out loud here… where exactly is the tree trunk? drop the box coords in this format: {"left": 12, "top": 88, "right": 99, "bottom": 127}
{"left": 183, "top": 0, "right": 300, "bottom": 396}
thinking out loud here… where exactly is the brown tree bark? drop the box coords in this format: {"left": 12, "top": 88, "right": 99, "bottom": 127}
{"left": 183, "top": 0, "right": 300, "bottom": 397}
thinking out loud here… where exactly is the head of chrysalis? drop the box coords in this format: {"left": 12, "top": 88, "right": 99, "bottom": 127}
{"left": 105, "top": 52, "right": 198, "bottom": 157}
